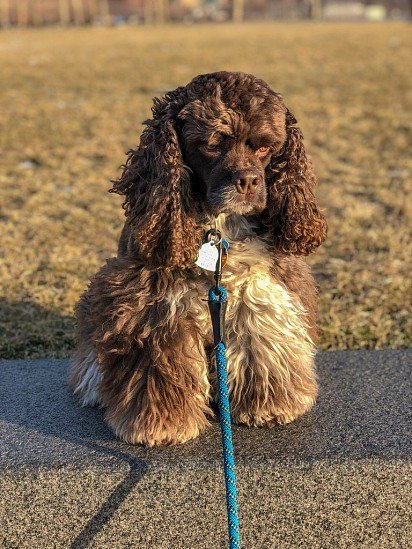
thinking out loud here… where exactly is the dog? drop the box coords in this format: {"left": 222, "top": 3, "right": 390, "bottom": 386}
{"left": 69, "top": 71, "right": 327, "bottom": 446}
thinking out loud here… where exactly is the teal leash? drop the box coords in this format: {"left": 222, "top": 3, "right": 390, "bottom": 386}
{"left": 207, "top": 231, "right": 241, "bottom": 549}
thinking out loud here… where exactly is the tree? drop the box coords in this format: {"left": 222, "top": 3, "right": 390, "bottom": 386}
{"left": 58, "top": 0, "right": 70, "bottom": 25}
{"left": 17, "top": 0, "right": 29, "bottom": 25}
{"left": 99, "top": 0, "right": 111, "bottom": 25}
{"left": 155, "top": 0, "right": 166, "bottom": 23}
{"left": 233, "top": 0, "right": 244, "bottom": 22}
{"left": 72, "top": 0, "right": 86, "bottom": 24}
{"left": 0, "top": 0, "right": 10, "bottom": 27}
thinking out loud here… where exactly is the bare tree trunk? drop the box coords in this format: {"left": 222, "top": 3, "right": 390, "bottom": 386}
{"left": 88, "top": 0, "right": 99, "bottom": 23}
{"left": 155, "top": 0, "right": 165, "bottom": 24}
{"left": 99, "top": 0, "right": 111, "bottom": 25}
{"left": 72, "top": 0, "right": 86, "bottom": 24}
{"left": 17, "top": 0, "right": 29, "bottom": 26}
{"left": 59, "top": 0, "right": 71, "bottom": 25}
{"left": 308, "top": 0, "right": 322, "bottom": 19}
{"left": 0, "top": 0, "right": 11, "bottom": 27}
{"left": 144, "top": 0, "right": 153, "bottom": 24}
{"left": 31, "top": 0, "right": 44, "bottom": 26}
{"left": 232, "top": 0, "right": 244, "bottom": 22}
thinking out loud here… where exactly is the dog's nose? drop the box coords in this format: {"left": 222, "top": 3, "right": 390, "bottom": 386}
{"left": 233, "top": 170, "right": 260, "bottom": 195}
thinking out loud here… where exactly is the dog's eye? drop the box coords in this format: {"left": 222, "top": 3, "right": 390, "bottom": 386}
{"left": 201, "top": 145, "right": 220, "bottom": 157}
{"left": 256, "top": 146, "right": 270, "bottom": 156}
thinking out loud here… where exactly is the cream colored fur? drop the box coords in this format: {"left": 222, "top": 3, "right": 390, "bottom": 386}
{"left": 71, "top": 349, "right": 102, "bottom": 407}
{"left": 214, "top": 214, "right": 317, "bottom": 424}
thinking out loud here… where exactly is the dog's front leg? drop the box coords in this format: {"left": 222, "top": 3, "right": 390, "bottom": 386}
{"left": 225, "top": 273, "right": 318, "bottom": 427}
{"left": 99, "top": 300, "right": 212, "bottom": 447}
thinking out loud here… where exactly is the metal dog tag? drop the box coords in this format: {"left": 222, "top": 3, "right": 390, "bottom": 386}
{"left": 195, "top": 241, "right": 219, "bottom": 271}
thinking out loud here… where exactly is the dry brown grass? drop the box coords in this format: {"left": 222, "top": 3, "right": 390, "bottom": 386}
{"left": 0, "top": 22, "right": 410, "bottom": 358}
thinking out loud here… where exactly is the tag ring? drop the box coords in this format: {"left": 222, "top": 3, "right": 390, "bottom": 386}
{"left": 205, "top": 229, "right": 222, "bottom": 246}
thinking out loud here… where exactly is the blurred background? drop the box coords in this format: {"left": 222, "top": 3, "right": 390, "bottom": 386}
{"left": 0, "top": 2, "right": 410, "bottom": 359}
{"left": 1, "top": 0, "right": 411, "bottom": 24}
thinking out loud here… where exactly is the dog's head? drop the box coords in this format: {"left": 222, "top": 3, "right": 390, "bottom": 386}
{"left": 111, "top": 71, "right": 327, "bottom": 268}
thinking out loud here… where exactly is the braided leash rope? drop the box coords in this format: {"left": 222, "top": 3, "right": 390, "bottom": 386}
{"left": 209, "top": 285, "right": 241, "bottom": 549}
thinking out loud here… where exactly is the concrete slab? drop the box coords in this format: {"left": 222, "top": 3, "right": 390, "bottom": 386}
{"left": 0, "top": 350, "right": 411, "bottom": 548}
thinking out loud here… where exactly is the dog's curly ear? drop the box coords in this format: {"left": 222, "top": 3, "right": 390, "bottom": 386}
{"left": 265, "top": 109, "right": 327, "bottom": 255}
{"left": 110, "top": 89, "right": 202, "bottom": 269}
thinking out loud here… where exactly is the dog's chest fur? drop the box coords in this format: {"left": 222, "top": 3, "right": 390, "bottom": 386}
{"left": 165, "top": 214, "right": 316, "bottom": 415}
{"left": 171, "top": 215, "right": 313, "bottom": 354}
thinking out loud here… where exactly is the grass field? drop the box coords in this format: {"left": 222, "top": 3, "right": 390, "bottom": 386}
{"left": 0, "top": 22, "right": 410, "bottom": 359}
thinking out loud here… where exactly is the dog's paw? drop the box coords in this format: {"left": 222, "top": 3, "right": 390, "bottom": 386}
{"left": 232, "top": 394, "right": 316, "bottom": 428}
{"left": 105, "top": 408, "right": 210, "bottom": 447}
{"left": 121, "top": 423, "right": 205, "bottom": 447}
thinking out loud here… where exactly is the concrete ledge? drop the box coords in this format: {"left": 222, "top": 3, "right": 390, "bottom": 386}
{"left": 0, "top": 350, "right": 411, "bottom": 548}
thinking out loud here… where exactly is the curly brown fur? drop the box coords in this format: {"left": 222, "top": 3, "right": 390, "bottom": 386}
{"left": 110, "top": 88, "right": 203, "bottom": 269}
{"left": 69, "top": 71, "right": 327, "bottom": 446}
{"left": 264, "top": 110, "right": 328, "bottom": 255}
{"left": 70, "top": 259, "right": 212, "bottom": 445}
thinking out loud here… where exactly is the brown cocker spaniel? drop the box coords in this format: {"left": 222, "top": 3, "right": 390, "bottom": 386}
{"left": 69, "top": 71, "right": 327, "bottom": 446}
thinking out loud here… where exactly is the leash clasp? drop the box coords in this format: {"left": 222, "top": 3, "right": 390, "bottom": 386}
{"left": 204, "top": 229, "right": 229, "bottom": 294}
